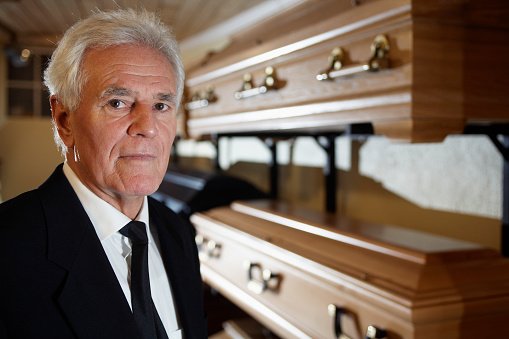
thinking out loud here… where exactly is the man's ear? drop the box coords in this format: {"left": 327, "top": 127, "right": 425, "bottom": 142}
{"left": 50, "top": 95, "right": 74, "bottom": 147}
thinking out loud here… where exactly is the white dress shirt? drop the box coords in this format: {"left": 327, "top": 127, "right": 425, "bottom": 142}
{"left": 63, "top": 163, "right": 182, "bottom": 338}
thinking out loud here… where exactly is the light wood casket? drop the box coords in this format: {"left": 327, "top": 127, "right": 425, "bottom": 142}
{"left": 184, "top": 0, "right": 509, "bottom": 142}
{"left": 192, "top": 201, "right": 509, "bottom": 338}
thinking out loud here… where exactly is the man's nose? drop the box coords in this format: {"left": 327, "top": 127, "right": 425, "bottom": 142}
{"left": 127, "top": 105, "right": 157, "bottom": 138}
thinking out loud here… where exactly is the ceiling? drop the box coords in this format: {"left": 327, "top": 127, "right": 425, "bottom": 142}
{"left": 0, "top": 0, "right": 270, "bottom": 46}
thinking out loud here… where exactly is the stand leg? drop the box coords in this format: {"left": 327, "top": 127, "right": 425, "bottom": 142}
{"left": 315, "top": 134, "right": 337, "bottom": 213}
{"left": 171, "top": 136, "right": 179, "bottom": 165}
{"left": 212, "top": 135, "right": 221, "bottom": 171}
{"left": 324, "top": 135, "right": 337, "bottom": 213}
{"left": 501, "top": 136, "right": 509, "bottom": 256}
{"left": 487, "top": 133, "right": 509, "bottom": 256}
{"left": 264, "top": 138, "right": 279, "bottom": 200}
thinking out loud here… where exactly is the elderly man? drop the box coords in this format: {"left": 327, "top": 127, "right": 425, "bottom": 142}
{"left": 0, "top": 9, "right": 206, "bottom": 339}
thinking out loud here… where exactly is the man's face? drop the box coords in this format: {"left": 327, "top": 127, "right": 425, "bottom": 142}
{"left": 59, "top": 44, "right": 178, "bottom": 205}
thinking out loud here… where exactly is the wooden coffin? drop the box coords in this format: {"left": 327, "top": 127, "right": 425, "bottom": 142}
{"left": 184, "top": 0, "right": 509, "bottom": 142}
{"left": 191, "top": 200, "right": 509, "bottom": 338}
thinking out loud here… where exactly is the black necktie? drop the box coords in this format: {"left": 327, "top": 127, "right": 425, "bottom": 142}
{"left": 120, "top": 221, "right": 168, "bottom": 339}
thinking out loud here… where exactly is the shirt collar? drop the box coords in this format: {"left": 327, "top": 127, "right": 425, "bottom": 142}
{"left": 63, "top": 162, "right": 149, "bottom": 241}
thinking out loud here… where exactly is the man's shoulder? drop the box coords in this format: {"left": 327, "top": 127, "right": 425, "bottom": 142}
{"left": 0, "top": 189, "right": 46, "bottom": 251}
{"left": 0, "top": 189, "right": 41, "bottom": 221}
{"left": 0, "top": 164, "right": 65, "bottom": 220}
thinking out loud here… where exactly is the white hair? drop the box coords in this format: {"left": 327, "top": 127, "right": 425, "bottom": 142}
{"left": 43, "top": 9, "right": 184, "bottom": 156}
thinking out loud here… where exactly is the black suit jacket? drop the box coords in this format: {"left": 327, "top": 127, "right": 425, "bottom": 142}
{"left": 0, "top": 165, "right": 207, "bottom": 339}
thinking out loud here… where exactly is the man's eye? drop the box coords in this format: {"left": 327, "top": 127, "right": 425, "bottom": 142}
{"left": 108, "top": 99, "right": 127, "bottom": 109}
{"left": 154, "top": 103, "right": 169, "bottom": 111}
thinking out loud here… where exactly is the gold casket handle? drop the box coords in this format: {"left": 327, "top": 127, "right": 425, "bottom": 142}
{"left": 234, "top": 66, "right": 282, "bottom": 99}
{"left": 317, "top": 35, "right": 390, "bottom": 81}
{"left": 328, "top": 304, "right": 354, "bottom": 339}
{"left": 244, "top": 261, "right": 281, "bottom": 294}
{"left": 365, "top": 324, "right": 388, "bottom": 339}
{"left": 184, "top": 87, "right": 217, "bottom": 110}
{"left": 195, "top": 234, "right": 221, "bottom": 261}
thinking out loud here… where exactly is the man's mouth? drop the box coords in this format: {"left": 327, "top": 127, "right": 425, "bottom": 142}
{"left": 119, "top": 153, "right": 157, "bottom": 160}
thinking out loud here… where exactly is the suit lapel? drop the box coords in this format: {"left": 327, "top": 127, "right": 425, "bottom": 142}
{"left": 39, "top": 165, "right": 139, "bottom": 339}
{"left": 150, "top": 199, "right": 205, "bottom": 338}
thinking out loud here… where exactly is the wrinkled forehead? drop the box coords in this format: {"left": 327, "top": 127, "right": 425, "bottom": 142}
{"left": 80, "top": 44, "right": 177, "bottom": 95}
{"left": 82, "top": 44, "right": 171, "bottom": 72}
